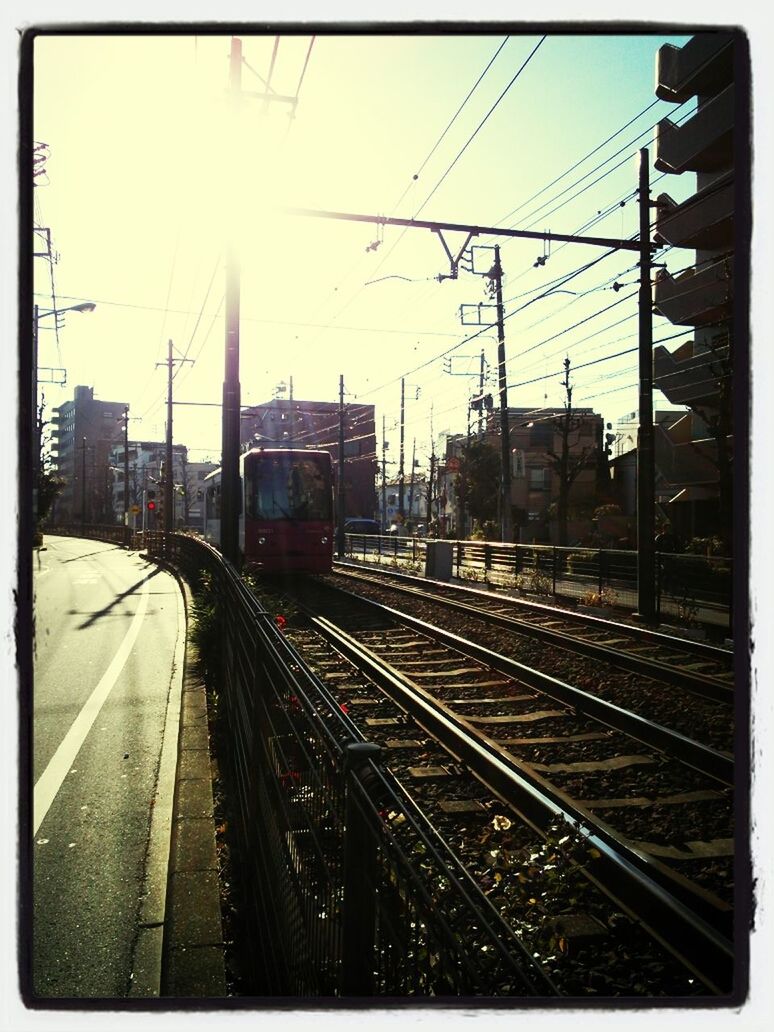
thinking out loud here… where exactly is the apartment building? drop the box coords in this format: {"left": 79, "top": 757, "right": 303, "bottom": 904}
{"left": 437, "top": 407, "right": 605, "bottom": 542}
{"left": 650, "top": 31, "right": 742, "bottom": 545}
{"left": 50, "top": 385, "right": 128, "bottom": 523}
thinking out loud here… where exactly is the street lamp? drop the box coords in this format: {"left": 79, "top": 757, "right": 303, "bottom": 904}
{"left": 36, "top": 301, "right": 97, "bottom": 319}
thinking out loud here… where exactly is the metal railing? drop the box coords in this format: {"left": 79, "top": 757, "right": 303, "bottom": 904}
{"left": 343, "top": 534, "right": 733, "bottom": 635}
{"left": 76, "top": 526, "right": 553, "bottom": 997}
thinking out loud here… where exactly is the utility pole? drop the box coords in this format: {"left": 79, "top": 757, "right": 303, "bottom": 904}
{"left": 122, "top": 406, "right": 130, "bottom": 542}
{"left": 478, "top": 349, "right": 486, "bottom": 437}
{"left": 289, "top": 374, "right": 294, "bottom": 443}
{"left": 287, "top": 197, "right": 651, "bottom": 557}
{"left": 381, "top": 415, "right": 387, "bottom": 531}
{"left": 221, "top": 35, "right": 243, "bottom": 565}
{"left": 81, "top": 436, "right": 87, "bottom": 525}
{"left": 337, "top": 374, "right": 346, "bottom": 556}
{"left": 636, "top": 147, "right": 656, "bottom": 622}
{"left": 407, "top": 438, "right": 416, "bottom": 527}
{"left": 490, "top": 246, "right": 512, "bottom": 544}
{"left": 398, "top": 378, "right": 405, "bottom": 519}
{"left": 427, "top": 451, "right": 436, "bottom": 528}
{"left": 157, "top": 338, "right": 193, "bottom": 534}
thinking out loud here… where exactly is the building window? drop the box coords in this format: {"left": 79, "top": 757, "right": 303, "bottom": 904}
{"left": 528, "top": 467, "right": 549, "bottom": 490}
{"left": 529, "top": 424, "right": 553, "bottom": 448}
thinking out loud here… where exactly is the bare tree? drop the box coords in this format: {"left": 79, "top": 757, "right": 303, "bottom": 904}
{"left": 545, "top": 358, "right": 596, "bottom": 546}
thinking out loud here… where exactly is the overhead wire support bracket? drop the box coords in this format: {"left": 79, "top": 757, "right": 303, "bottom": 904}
{"left": 283, "top": 206, "right": 644, "bottom": 253}
{"left": 433, "top": 228, "right": 477, "bottom": 281}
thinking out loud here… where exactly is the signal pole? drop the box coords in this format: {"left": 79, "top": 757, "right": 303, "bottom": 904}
{"left": 287, "top": 195, "right": 653, "bottom": 571}
{"left": 381, "top": 415, "right": 387, "bottom": 531}
{"left": 337, "top": 374, "right": 346, "bottom": 556}
{"left": 121, "top": 406, "right": 130, "bottom": 542}
{"left": 493, "top": 247, "right": 512, "bottom": 543}
{"left": 635, "top": 148, "right": 656, "bottom": 622}
{"left": 478, "top": 349, "right": 486, "bottom": 436}
{"left": 221, "top": 36, "right": 243, "bottom": 565}
{"left": 219, "top": 38, "right": 300, "bottom": 564}
{"left": 407, "top": 437, "right": 416, "bottom": 526}
{"left": 398, "top": 378, "right": 405, "bottom": 519}
{"left": 157, "top": 339, "right": 194, "bottom": 534}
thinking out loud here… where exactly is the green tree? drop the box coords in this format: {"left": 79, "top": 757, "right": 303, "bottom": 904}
{"left": 455, "top": 438, "right": 500, "bottom": 531}
{"left": 35, "top": 399, "right": 64, "bottom": 538}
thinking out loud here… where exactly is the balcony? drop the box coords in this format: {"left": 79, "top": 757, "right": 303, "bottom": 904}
{"left": 653, "top": 256, "right": 733, "bottom": 328}
{"left": 654, "top": 171, "right": 734, "bottom": 250}
{"left": 655, "top": 33, "right": 734, "bottom": 102}
{"left": 654, "top": 84, "right": 733, "bottom": 174}
{"left": 653, "top": 336, "right": 729, "bottom": 408}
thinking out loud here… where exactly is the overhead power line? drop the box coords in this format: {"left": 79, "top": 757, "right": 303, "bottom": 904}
{"left": 411, "top": 35, "right": 547, "bottom": 222}
{"left": 389, "top": 35, "right": 510, "bottom": 217}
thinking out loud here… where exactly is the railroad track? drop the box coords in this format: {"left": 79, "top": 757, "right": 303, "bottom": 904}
{"left": 261, "top": 577, "right": 736, "bottom": 997}
{"left": 332, "top": 561, "right": 735, "bottom": 702}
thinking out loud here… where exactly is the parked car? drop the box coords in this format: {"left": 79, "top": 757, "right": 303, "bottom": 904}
{"left": 344, "top": 519, "right": 381, "bottom": 535}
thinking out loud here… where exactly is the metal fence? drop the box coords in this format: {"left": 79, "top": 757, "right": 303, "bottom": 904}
{"left": 49, "top": 525, "right": 552, "bottom": 997}
{"left": 344, "top": 534, "right": 732, "bottom": 635}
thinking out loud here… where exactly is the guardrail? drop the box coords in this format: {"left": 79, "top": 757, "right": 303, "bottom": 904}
{"left": 344, "top": 534, "right": 732, "bottom": 635}
{"left": 46, "top": 524, "right": 555, "bottom": 996}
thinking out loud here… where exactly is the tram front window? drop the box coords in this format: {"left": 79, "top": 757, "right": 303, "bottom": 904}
{"left": 247, "top": 456, "right": 331, "bottom": 521}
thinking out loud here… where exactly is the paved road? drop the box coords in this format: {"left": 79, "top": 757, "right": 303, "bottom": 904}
{"left": 31, "top": 536, "right": 184, "bottom": 999}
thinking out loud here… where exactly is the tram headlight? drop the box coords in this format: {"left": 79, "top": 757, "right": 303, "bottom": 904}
{"left": 258, "top": 536, "right": 267, "bottom": 545}
{"left": 321, "top": 536, "right": 329, "bottom": 544}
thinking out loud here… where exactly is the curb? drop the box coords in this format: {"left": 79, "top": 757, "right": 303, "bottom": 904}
{"left": 139, "top": 554, "right": 227, "bottom": 997}
{"left": 162, "top": 573, "right": 227, "bottom": 997}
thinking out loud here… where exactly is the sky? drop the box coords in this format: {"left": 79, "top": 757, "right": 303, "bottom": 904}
{"left": 6, "top": 5, "right": 774, "bottom": 1031}
{"left": 29, "top": 27, "right": 709, "bottom": 475}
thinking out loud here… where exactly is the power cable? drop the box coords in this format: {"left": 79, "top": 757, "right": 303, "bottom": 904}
{"left": 388, "top": 35, "right": 510, "bottom": 217}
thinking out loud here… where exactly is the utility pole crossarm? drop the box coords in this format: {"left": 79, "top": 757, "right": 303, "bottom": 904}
{"left": 283, "top": 206, "right": 644, "bottom": 252}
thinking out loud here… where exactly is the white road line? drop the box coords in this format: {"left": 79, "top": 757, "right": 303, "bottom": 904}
{"left": 33, "top": 574, "right": 152, "bottom": 836}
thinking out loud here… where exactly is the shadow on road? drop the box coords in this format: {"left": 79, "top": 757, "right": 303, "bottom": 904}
{"left": 74, "top": 566, "right": 164, "bottom": 630}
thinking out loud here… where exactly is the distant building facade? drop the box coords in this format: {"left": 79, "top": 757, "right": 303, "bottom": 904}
{"left": 379, "top": 475, "right": 428, "bottom": 530}
{"left": 107, "top": 440, "right": 188, "bottom": 529}
{"left": 50, "top": 385, "right": 128, "bottom": 523}
{"left": 240, "top": 397, "right": 377, "bottom": 521}
{"left": 436, "top": 407, "right": 605, "bottom": 542}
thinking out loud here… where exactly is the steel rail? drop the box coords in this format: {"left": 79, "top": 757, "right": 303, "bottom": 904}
{"left": 322, "top": 584, "right": 733, "bottom": 784}
{"left": 334, "top": 558, "right": 734, "bottom": 660}
{"left": 307, "top": 609, "right": 734, "bottom": 996}
{"left": 332, "top": 563, "right": 734, "bottom": 703}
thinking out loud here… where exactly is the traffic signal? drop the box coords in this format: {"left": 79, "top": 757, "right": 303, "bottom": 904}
{"left": 147, "top": 500, "right": 156, "bottom": 511}
{"left": 147, "top": 489, "right": 156, "bottom": 512}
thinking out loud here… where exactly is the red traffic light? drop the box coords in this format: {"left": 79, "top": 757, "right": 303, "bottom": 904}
{"left": 147, "top": 500, "right": 156, "bottom": 511}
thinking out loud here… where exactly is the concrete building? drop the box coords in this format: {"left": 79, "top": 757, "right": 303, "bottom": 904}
{"left": 50, "top": 385, "right": 128, "bottom": 523}
{"left": 650, "top": 31, "right": 740, "bottom": 546}
{"left": 240, "top": 397, "right": 377, "bottom": 521}
{"left": 436, "top": 407, "right": 605, "bottom": 543}
{"left": 107, "top": 440, "right": 188, "bottom": 529}
{"left": 379, "top": 475, "right": 428, "bottom": 531}
{"left": 181, "top": 460, "right": 219, "bottom": 531}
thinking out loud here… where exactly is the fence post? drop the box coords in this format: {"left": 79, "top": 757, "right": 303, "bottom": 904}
{"left": 655, "top": 551, "right": 662, "bottom": 622}
{"left": 341, "top": 742, "right": 382, "bottom": 996}
{"left": 598, "top": 549, "right": 604, "bottom": 596}
{"left": 552, "top": 547, "right": 557, "bottom": 597}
